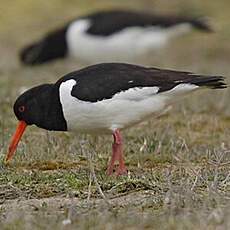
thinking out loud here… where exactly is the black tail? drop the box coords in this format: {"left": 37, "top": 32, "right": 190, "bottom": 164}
{"left": 190, "top": 17, "right": 213, "bottom": 32}
{"left": 190, "top": 76, "right": 227, "bottom": 89}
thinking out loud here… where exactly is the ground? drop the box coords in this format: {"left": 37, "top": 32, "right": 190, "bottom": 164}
{"left": 0, "top": 0, "right": 229, "bottom": 229}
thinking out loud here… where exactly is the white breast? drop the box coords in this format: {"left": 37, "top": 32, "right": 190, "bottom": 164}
{"left": 59, "top": 79, "right": 199, "bottom": 134}
{"left": 66, "top": 19, "right": 192, "bottom": 63}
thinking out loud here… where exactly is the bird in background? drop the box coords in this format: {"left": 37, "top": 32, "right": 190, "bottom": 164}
{"left": 5, "top": 63, "right": 226, "bottom": 175}
{"left": 20, "top": 9, "right": 212, "bottom": 65}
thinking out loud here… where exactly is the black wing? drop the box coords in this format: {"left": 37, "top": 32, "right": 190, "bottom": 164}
{"left": 56, "top": 63, "right": 226, "bottom": 103}
{"left": 83, "top": 10, "right": 212, "bottom": 36}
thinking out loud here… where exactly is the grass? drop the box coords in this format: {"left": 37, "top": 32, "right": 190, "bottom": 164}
{"left": 0, "top": 0, "right": 230, "bottom": 229}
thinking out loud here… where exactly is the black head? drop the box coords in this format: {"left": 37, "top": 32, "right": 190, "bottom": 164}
{"left": 20, "top": 27, "right": 68, "bottom": 65}
{"left": 14, "top": 84, "right": 67, "bottom": 131}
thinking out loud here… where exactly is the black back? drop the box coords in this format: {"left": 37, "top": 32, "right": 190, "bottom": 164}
{"left": 55, "top": 63, "right": 225, "bottom": 103}
{"left": 84, "top": 10, "right": 212, "bottom": 36}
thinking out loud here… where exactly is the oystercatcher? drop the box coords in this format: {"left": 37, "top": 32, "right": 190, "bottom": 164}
{"left": 6, "top": 63, "right": 226, "bottom": 175}
{"left": 20, "top": 9, "right": 212, "bottom": 65}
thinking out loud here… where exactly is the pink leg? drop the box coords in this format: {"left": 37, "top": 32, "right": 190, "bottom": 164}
{"left": 107, "top": 130, "right": 127, "bottom": 176}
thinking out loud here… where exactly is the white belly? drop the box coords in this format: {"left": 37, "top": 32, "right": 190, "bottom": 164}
{"left": 66, "top": 19, "right": 192, "bottom": 63}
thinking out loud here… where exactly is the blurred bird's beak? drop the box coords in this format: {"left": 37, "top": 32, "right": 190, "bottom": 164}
{"left": 5, "top": 121, "right": 27, "bottom": 163}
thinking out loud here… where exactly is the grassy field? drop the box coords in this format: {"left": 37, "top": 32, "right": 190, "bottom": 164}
{"left": 0, "top": 0, "right": 229, "bottom": 229}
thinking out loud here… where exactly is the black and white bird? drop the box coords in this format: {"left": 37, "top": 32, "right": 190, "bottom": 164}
{"left": 20, "top": 9, "right": 212, "bottom": 65}
{"left": 6, "top": 63, "right": 226, "bottom": 175}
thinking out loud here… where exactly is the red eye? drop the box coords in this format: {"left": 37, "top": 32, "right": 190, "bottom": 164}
{"left": 19, "top": 105, "right": 25, "bottom": 112}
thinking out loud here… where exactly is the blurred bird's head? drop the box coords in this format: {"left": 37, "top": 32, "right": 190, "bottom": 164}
{"left": 20, "top": 27, "right": 68, "bottom": 65}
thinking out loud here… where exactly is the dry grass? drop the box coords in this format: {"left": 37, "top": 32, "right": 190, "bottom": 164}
{"left": 0, "top": 0, "right": 230, "bottom": 229}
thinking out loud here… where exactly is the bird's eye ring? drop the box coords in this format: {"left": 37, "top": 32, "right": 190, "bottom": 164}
{"left": 19, "top": 105, "right": 25, "bottom": 112}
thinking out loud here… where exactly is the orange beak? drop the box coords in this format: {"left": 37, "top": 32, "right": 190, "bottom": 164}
{"left": 5, "top": 120, "right": 27, "bottom": 163}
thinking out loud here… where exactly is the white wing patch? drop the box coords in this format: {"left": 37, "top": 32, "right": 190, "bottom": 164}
{"left": 159, "top": 83, "right": 200, "bottom": 103}
{"left": 112, "top": 87, "right": 159, "bottom": 101}
{"left": 167, "top": 83, "right": 199, "bottom": 95}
